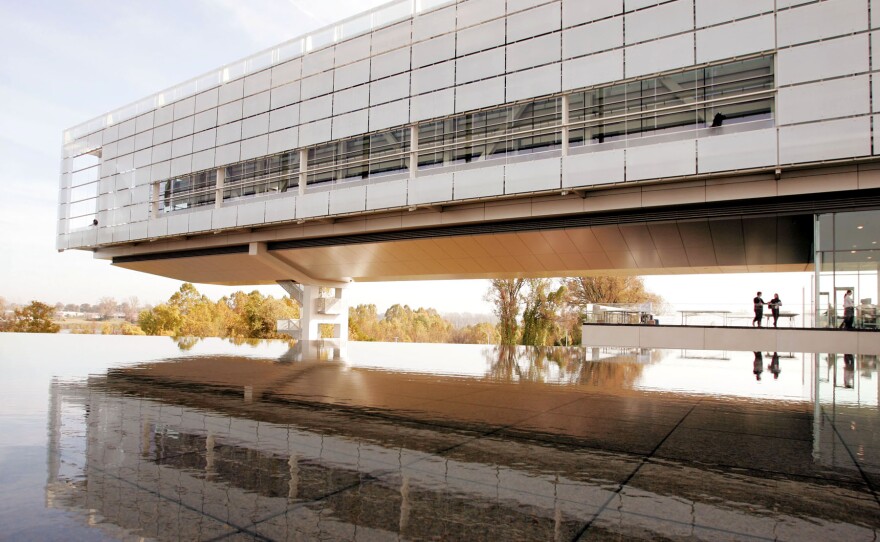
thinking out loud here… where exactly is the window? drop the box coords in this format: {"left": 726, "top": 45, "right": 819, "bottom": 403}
{"left": 224, "top": 150, "right": 299, "bottom": 201}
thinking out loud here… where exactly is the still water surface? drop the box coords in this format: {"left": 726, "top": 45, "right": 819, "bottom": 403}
{"left": 0, "top": 334, "right": 877, "bottom": 540}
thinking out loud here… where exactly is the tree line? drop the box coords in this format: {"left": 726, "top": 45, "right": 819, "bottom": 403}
{"left": 1, "top": 276, "right": 661, "bottom": 343}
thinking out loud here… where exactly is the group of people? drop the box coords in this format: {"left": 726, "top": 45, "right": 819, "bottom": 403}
{"left": 753, "top": 351, "right": 781, "bottom": 380}
{"left": 752, "top": 291, "right": 783, "bottom": 327}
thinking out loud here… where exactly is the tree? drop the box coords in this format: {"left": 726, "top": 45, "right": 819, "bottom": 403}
{"left": 97, "top": 297, "right": 117, "bottom": 320}
{"left": 520, "top": 279, "right": 567, "bottom": 346}
{"left": 485, "top": 279, "right": 525, "bottom": 345}
{"left": 564, "top": 276, "right": 663, "bottom": 307}
{"left": 8, "top": 301, "right": 60, "bottom": 333}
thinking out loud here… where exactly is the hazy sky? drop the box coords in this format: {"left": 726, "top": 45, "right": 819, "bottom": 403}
{"left": 0, "top": 0, "right": 812, "bottom": 315}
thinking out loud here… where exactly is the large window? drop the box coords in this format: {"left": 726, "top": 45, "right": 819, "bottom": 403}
{"left": 224, "top": 150, "right": 299, "bottom": 201}
{"left": 569, "top": 55, "right": 774, "bottom": 145}
{"left": 158, "top": 170, "right": 216, "bottom": 213}
{"left": 306, "top": 128, "right": 410, "bottom": 185}
{"left": 67, "top": 149, "right": 101, "bottom": 229}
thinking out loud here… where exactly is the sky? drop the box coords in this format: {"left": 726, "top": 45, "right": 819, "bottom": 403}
{"left": 0, "top": 0, "right": 813, "bottom": 317}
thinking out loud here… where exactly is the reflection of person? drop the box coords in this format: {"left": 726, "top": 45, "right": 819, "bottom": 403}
{"left": 753, "top": 351, "right": 764, "bottom": 380}
{"left": 841, "top": 290, "right": 855, "bottom": 330}
{"left": 768, "top": 294, "right": 782, "bottom": 327}
{"left": 769, "top": 352, "right": 780, "bottom": 380}
{"left": 752, "top": 292, "right": 766, "bottom": 327}
{"left": 843, "top": 353, "right": 855, "bottom": 388}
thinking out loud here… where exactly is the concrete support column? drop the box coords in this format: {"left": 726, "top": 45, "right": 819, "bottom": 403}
{"left": 561, "top": 94, "right": 570, "bottom": 157}
{"left": 215, "top": 167, "right": 225, "bottom": 209}
{"left": 299, "top": 149, "right": 308, "bottom": 196}
{"left": 300, "top": 285, "right": 349, "bottom": 342}
{"left": 409, "top": 125, "right": 418, "bottom": 180}
{"left": 150, "top": 182, "right": 160, "bottom": 218}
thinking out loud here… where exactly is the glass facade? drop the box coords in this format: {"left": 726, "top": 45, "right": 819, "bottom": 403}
{"left": 815, "top": 210, "right": 880, "bottom": 329}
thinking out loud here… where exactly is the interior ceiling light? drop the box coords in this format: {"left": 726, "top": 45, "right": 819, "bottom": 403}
{"left": 851, "top": 250, "right": 857, "bottom": 253}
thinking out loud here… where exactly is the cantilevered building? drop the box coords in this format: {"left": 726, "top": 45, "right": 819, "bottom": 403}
{"left": 59, "top": 0, "right": 880, "bottom": 338}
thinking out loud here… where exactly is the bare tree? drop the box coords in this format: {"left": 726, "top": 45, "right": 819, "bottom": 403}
{"left": 97, "top": 297, "right": 118, "bottom": 320}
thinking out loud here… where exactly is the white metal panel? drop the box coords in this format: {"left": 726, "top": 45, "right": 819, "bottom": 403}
{"left": 170, "top": 155, "right": 193, "bottom": 177}
{"left": 117, "top": 136, "right": 135, "bottom": 156}
{"left": 134, "top": 148, "right": 151, "bottom": 169}
{"left": 300, "top": 95, "right": 333, "bottom": 123}
{"left": 626, "top": 139, "right": 696, "bottom": 181}
{"left": 215, "top": 142, "right": 241, "bottom": 166}
{"left": 167, "top": 213, "right": 189, "bottom": 235}
{"left": 778, "top": 76, "right": 870, "bottom": 125}
{"left": 243, "top": 91, "right": 271, "bottom": 117}
{"left": 302, "top": 46, "right": 335, "bottom": 77}
{"left": 195, "top": 88, "right": 219, "bottom": 113}
{"left": 562, "top": 49, "right": 623, "bottom": 90}
{"left": 563, "top": 17, "right": 622, "bottom": 59}
{"left": 154, "top": 105, "right": 174, "bottom": 127}
{"left": 135, "top": 112, "right": 154, "bottom": 134}
{"left": 509, "top": 0, "right": 556, "bottom": 13}
{"left": 507, "top": 33, "right": 561, "bottom": 71}
{"left": 627, "top": 0, "right": 662, "bottom": 9}
{"left": 134, "top": 130, "right": 152, "bottom": 151}
{"left": 626, "top": 0, "right": 692, "bottom": 44}
{"left": 334, "top": 59, "right": 370, "bottom": 90}
{"left": 241, "top": 135, "right": 269, "bottom": 161}
{"left": 301, "top": 71, "right": 334, "bottom": 100}
{"left": 411, "top": 61, "right": 455, "bottom": 94}
{"left": 270, "top": 82, "right": 301, "bottom": 109}
{"left": 297, "top": 191, "right": 330, "bottom": 218}
{"left": 457, "top": 0, "right": 505, "bottom": 28}
{"left": 330, "top": 185, "right": 367, "bottom": 214}
{"left": 457, "top": 19, "right": 506, "bottom": 56}
{"left": 457, "top": 48, "right": 505, "bottom": 84}
{"left": 299, "top": 119, "right": 332, "bottom": 146}
{"left": 218, "top": 100, "right": 243, "bottom": 124}
{"left": 131, "top": 184, "right": 150, "bottom": 205}
{"left": 216, "top": 121, "right": 242, "bottom": 146}
{"left": 219, "top": 79, "right": 244, "bottom": 104}
{"left": 777, "top": 0, "right": 868, "bottom": 47}
{"left": 129, "top": 221, "right": 148, "bottom": 241}
{"left": 152, "top": 160, "right": 171, "bottom": 179}
{"left": 454, "top": 164, "right": 505, "bottom": 199}
{"left": 506, "top": 63, "right": 561, "bottom": 101}
{"left": 244, "top": 70, "right": 272, "bottom": 97}
{"left": 332, "top": 110, "right": 369, "bottom": 139}
{"left": 172, "top": 117, "right": 194, "bottom": 139}
{"left": 625, "top": 33, "right": 694, "bottom": 78}
{"left": 409, "top": 172, "right": 454, "bottom": 204}
{"left": 102, "top": 125, "right": 119, "bottom": 144}
{"left": 370, "top": 73, "right": 410, "bottom": 105}
{"left": 131, "top": 202, "right": 150, "bottom": 223}
{"left": 413, "top": 5, "right": 456, "bottom": 41}
{"left": 412, "top": 33, "right": 456, "bottom": 68}
{"left": 265, "top": 195, "right": 297, "bottom": 222}
{"left": 456, "top": 77, "right": 506, "bottom": 112}
{"left": 333, "top": 86, "right": 369, "bottom": 115}
{"left": 777, "top": 34, "right": 869, "bottom": 86}
{"left": 411, "top": 88, "right": 455, "bottom": 121}
{"left": 173, "top": 97, "right": 196, "bottom": 120}
{"left": 372, "top": 20, "right": 411, "bottom": 55}
{"left": 370, "top": 99, "right": 410, "bottom": 131}
{"left": 242, "top": 113, "right": 270, "bottom": 139}
{"left": 237, "top": 201, "right": 267, "bottom": 226}
{"left": 97, "top": 227, "right": 113, "bottom": 246}
{"left": 335, "top": 35, "right": 371, "bottom": 65}
{"left": 507, "top": 2, "right": 561, "bottom": 42}
{"left": 779, "top": 117, "right": 871, "bottom": 163}
{"left": 367, "top": 179, "right": 408, "bottom": 210}
{"left": 271, "top": 59, "right": 302, "bottom": 87}
{"left": 193, "top": 129, "right": 216, "bottom": 152}
{"left": 268, "top": 127, "right": 299, "bottom": 154}
{"left": 696, "top": 15, "right": 775, "bottom": 64}
{"left": 102, "top": 142, "right": 118, "bottom": 160}
{"left": 194, "top": 109, "right": 218, "bottom": 132}
{"left": 505, "top": 156, "right": 561, "bottom": 194}
{"left": 171, "top": 136, "right": 193, "bottom": 159}
{"left": 269, "top": 104, "right": 300, "bottom": 131}
{"left": 696, "top": 0, "right": 774, "bottom": 26}
{"left": 135, "top": 167, "right": 152, "bottom": 186}
{"left": 371, "top": 48, "right": 411, "bottom": 80}
{"left": 153, "top": 123, "right": 173, "bottom": 145}
{"left": 112, "top": 225, "right": 130, "bottom": 243}
{"left": 188, "top": 209, "right": 213, "bottom": 233}
{"left": 212, "top": 206, "right": 237, "bottom": 230}
{"left": 697, "top": 128, "right": 777, "bottom": 173}
{"left": 148, "top": 217, "right": 168, "bottom": 238}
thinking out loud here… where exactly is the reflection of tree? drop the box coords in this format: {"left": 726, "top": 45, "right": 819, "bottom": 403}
{"left": 175, "top": 336, "right": 201, "bottom": 351}
{"left": 483, "top": 345, "right": 647, "bottom": 388}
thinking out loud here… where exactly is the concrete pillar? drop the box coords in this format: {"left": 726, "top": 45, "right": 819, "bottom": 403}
{"left": 300, "top": 285, "right": 349, "bottom": 342}
{"left": 215, "top": 167, "right": 225, "bottom": 209}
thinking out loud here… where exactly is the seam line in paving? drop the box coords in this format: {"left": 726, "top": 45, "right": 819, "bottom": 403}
{"left": 570, "top": 398, "right": 703, "bottom": 542}
{"left": 821, "top": 407, "right": 880, "bottom": 508}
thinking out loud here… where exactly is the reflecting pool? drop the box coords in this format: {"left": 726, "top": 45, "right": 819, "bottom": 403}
{"left": 0, "top": 334, "right": 878, "bottom": 540}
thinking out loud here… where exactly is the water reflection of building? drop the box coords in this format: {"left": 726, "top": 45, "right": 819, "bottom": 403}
{"left": 45, "top": 348, "right": 879, "bottom": 540}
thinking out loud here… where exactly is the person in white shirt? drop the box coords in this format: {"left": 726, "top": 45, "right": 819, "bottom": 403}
{"left": 841, "top": 290, "right": 855, "bottom": 330}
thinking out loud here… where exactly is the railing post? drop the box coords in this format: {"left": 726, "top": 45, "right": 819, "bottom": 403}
{"left": 561, "top": 94, "right": 570, "bottom": 157}
{"left": 299, "top": 149, "right": 308, "bottom": 196}
{"left": 409, "top": 124, "right": 418, "bottom": 180}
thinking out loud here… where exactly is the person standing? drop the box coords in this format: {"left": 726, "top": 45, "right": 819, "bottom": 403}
{"left": 752, "top": 291, "right": 766, "bottom": 327}
{"left": 768, "top": 294, "right": 782, "bottom": 327}
{"left": 841, "top": 290, "right": 855, "bottom": 330}
{"left": 753, "top": 351, "right": 764, "bottom": 380}
{"left": 769, "top": 352, "right": 781, "bottom": 379}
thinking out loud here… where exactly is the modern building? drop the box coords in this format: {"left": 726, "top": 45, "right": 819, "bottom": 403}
{"left": 59, "top": 0, "right": 880, "bottom": 339}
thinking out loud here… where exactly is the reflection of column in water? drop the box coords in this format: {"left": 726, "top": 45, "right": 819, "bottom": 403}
{"left": 205, "top": 433, "right": 215, "bottom": 474}
{"left": 288, "top": 452, "right": 298, "bottom": 501}
{"left": 812, "top": 353, "right": 822, "bottom": 461}
{"left": 399, "top": 474, "right": 410, "bottom": 532}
